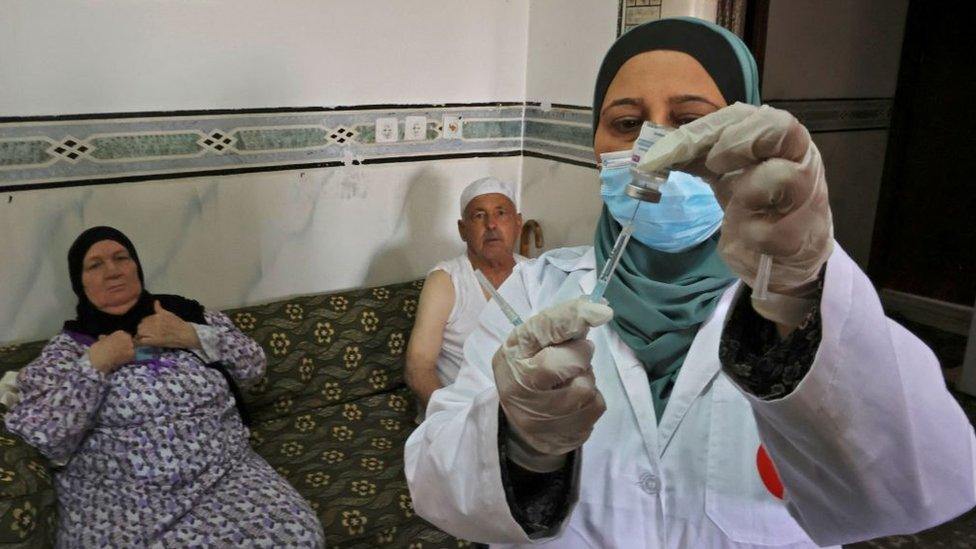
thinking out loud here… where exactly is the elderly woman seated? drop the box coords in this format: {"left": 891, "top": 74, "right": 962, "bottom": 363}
{"left": 4, "top": 226, "right": 324, "bottom": 547}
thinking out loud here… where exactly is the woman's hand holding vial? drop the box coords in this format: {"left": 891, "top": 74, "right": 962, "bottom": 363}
{"left": 635, "top": 103, "right": 834, "bottom": 328}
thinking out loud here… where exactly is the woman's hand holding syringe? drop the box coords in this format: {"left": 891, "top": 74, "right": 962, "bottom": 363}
{"left": 475, "top": 270, "right": 614, "bottom": 471}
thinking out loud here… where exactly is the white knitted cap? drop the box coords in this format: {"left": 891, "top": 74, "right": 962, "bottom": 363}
{"left": 459, "top": 176, "right": 518, "bottom": 215}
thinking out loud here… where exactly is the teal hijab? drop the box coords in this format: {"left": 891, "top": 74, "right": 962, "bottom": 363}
{"left": 592, "top": 18, "right": 761, "bottom": 420}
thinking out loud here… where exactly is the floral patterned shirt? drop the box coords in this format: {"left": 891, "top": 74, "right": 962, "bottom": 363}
{"left": 4, "top": 311, "right": 323, "bottom": 547}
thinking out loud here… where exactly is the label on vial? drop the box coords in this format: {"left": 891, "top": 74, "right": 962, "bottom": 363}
{"left": 134, "top": 346, "right": 160, "bottom": 362}
{"left": 631, "top": 122, "right": 670, "bottom": 163}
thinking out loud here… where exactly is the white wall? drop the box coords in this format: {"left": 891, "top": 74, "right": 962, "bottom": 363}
{"left": 524, "top": 0, "right": 618, "bottom": 106}
{"left": 0, "top": 0, "right": 529, "bottom": 116}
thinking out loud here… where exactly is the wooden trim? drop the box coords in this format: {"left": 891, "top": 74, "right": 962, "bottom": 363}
{"left": 880, "top": 289, "right": 973, "bottom": 336}
{"left": 958, "top": 296, "right": 976, "bottom": 396}
{"left": 744, "top": 0, "right": 770, "bottom": 89}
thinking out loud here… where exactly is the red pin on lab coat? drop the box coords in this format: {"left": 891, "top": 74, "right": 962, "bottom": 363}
{"left": 757, "top": 445, "right": 784, "bottom": 499}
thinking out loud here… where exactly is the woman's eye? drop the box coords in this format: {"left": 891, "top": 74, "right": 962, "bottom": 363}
{"left": 610, "top": 118, "right": 642, "bottom": 133}
{"left": 85, "top": 262, "right": 101, "bottom": 271}
{"left": 673, "top": 114, "right": 707, "bottom": 127}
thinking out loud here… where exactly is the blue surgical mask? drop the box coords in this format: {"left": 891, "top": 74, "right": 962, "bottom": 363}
{"left": 598, "top": 150, "right": 724, "bottom": 253}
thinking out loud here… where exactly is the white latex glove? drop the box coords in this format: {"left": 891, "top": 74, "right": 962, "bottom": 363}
{"left": 492, "top": 297, "right": 613, "bottom": 472}
{"left": 638, "top": 103, "right": 833, "bottom": 327}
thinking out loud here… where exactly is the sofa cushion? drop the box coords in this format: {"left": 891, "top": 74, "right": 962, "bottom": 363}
{"left": 248, "top": 385, "right": 468, "bottom": 548}
{"left": 227, "top": 280, "right": 424, "bottom": 424}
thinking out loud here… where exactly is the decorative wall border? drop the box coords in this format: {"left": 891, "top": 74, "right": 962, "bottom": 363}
{"left": 523, "top": 103, "right": 595, "bottom": 168}
{"left": 0, "top": 98, "right": 894, "bottom": 192}
{"left": 0, "top": 103, "right": 524, "bottom": 192}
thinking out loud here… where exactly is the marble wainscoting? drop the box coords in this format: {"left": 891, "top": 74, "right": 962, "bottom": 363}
{"left": 520, "top": 157, "right": 602, "bottom": 253}
{"left": 0, "top": 156, "right": 521, "bottom": 344}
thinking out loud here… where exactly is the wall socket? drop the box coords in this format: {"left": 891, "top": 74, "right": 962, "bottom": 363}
{"left": 442, "top": 114, "right": 463, "bottom": 139}
{"left": 404, "top": 116, "right": 427, "bottom": 141}
{"left": 375, "top": 117, "right": 398, "bottom": 143}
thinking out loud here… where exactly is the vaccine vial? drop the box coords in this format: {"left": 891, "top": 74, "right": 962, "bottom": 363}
{"left": 625, "top": 122, "right": 672, "bottom": 203}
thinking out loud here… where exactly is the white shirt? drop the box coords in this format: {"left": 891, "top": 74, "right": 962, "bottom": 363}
{"left": 405, "top": 244, "right": 976, "bottom": 548}
{"left": 428, "top": 253, "right": 524, "bottom": 386}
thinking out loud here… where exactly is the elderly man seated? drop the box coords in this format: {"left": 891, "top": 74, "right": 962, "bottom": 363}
{"left": 406, "top": 177, "right": 525, "bottom": 416}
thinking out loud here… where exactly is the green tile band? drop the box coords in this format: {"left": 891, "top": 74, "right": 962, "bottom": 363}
{"left": 461, "top": 120, "right": 521, "bottom": 139}
{"left": 89, "top": 134, "right": 201, "bottom": 160}
{"left": 524, "top": 120, "right": 591, "bottom": 147}
{"left": 0, "top": 141, "right": 51, "bottom": 167}
{"left": 355, "top": 125, "right": 378, "bottom": 144}
{"left": 234, "top": 128, "right": 329, "bottom": 152}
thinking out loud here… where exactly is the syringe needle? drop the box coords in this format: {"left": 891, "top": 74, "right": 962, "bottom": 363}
{"left": 628, "top": 201, "right": 642, "bottom": 223}
{"left": 590, "top": 203, "right": 641, "bottom": 303}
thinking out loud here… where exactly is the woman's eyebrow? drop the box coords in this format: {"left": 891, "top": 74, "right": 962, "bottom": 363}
{"left": 670, "top": 95, "right": 722, "bottom": 109}
{"left": 601, "top": 97, "right": 644, "bottom": 116}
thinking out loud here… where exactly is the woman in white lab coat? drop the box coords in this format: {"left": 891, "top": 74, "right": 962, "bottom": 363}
{"left": 405, "top": 17, "right": 975, "bottom": 548}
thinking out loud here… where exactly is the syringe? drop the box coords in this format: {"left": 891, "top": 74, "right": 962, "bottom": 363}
{"left": 753, "top": 253, "right": 773, "bottom": 300}
{"left": 590, "top": 205, "right": 639, "bottom": 303}
{"left": 589, "top": 123, "right": 672, "bottom": 303}
{"left": 474, "top": 269, "right": 524, "bottom": 326}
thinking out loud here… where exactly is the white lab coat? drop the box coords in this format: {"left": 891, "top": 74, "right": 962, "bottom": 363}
{"left": 404, "top": 244, "right": 976, "bottom": 548}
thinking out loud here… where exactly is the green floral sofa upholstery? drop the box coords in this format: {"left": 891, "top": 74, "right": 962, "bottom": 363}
{"left": 0, "top": 279, "right": 470, "bottom": 548}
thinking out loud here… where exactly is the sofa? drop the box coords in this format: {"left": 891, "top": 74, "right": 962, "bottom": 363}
{"left": 0, "top": 279, "right": 468, "bottom": 548}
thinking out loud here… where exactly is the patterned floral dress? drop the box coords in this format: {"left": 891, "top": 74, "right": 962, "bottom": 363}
{"left": 4, "top": 311, "right": 324, "bottom": 548}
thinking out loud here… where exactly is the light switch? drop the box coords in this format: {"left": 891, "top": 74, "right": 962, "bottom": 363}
{"left": 442, "top": 115, "right": 463, "bottom": 139}
{"left": 404, "top": 116, "right": 427, "bottom": 141}
{"left": 375, "top": 117, "right": 398, "bottom": 143}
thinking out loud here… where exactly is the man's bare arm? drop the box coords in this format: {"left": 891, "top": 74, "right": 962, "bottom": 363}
{"left": 406, "top": 270, "right": 455, "bottom": 411}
